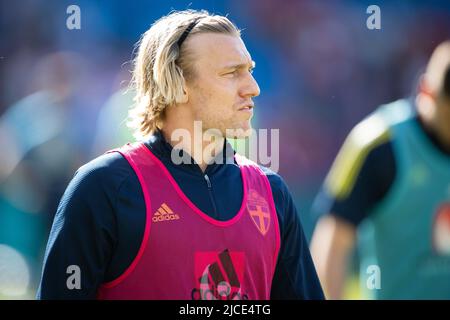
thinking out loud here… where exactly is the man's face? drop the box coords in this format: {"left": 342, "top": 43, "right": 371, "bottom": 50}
{"left": 184, "top": 33, "right": 260, "bottom": 138}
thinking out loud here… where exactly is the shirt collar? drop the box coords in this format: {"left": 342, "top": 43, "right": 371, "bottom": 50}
{"left": 143, "top": 129, "right": 237, "bottom": 174}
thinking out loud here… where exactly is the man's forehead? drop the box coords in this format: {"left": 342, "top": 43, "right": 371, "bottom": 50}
{"left": 187, "top": 33, "right": 253, "bottom": 67}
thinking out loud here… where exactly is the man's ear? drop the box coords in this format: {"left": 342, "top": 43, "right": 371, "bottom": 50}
{"left": 416, "top": 74, "right": 437, "bottom": 119}
{"left": 178, "top": 78, "right": 189, "bottom": 104}
{"left": 419, "top": 74, "right": 436, "bottom": 99}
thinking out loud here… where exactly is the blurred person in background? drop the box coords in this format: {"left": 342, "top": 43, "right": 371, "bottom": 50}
{"left": 91, "top": 69, "right": 135, "bottom": 156}
{"left": 37, "top": 10, "right": 324, "bottom": 300}
{"left": 311, "top": 41, "right": 450, "bottom": 299}
{"left": 0, "top": 52, "right": 88, "bottom": 298}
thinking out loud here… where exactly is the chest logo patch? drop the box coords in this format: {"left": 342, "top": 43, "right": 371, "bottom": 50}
{"left": 247, "top": 189, "right": 271, "bottom": 236}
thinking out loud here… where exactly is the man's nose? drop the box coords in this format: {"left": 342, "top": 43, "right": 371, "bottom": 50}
{"left": 240, "top": 73, "right": 260, "bottom": 98}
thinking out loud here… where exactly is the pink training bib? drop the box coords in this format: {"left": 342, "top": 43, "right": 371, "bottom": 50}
{"left": 97, "top": 142, "right": 280, "bottom": 300}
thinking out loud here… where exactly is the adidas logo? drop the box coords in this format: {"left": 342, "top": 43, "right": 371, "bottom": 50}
{"left": 152, "top": 203, "right": 180, "bottom": 223}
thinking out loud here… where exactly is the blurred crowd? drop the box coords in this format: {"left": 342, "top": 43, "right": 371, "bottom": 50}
{"left": 1, "top": 0, "right": 449, "bottom": 298}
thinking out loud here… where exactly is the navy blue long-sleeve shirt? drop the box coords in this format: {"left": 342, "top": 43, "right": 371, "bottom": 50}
{"left": 37, "top": 130, "right": 324, "bottom": 300}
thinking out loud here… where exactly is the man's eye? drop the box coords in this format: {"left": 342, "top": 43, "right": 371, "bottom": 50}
{"left": 249, "top": 68, "right": 254, "bottom": 74}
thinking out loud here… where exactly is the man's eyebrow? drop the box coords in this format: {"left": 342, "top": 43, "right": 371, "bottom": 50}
{"left": 222, "top": 61, "right": 256, "bottom": 70}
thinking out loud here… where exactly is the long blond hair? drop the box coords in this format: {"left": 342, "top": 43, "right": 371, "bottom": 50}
{"left": 128, "top": 10, "right": 240, "bottom": 140}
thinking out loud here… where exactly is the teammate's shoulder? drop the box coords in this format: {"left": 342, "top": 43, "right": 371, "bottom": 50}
{"left": 324, "top": 102, "right": 406, "bottom": 200}
{"left": 349, "top": 112, "right": 391, "bottom": 150}
{"left": 348, "top": 99, "right": 413, "bottom": 146}
{"left": 375, "top": 98, "right": 416, "bottom": 126}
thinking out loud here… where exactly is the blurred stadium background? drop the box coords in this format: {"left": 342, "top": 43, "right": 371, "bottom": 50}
{"left": 1, "top": 0, "right": 450, "bottom": 299}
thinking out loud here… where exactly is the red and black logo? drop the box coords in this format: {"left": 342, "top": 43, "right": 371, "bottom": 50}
{"left": 191, "top": 249, "right": 248, "bottom": 300}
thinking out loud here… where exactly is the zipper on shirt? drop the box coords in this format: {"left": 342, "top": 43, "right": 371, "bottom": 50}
{"left": 204, "top": 174, "right": 219, "bottom": 218}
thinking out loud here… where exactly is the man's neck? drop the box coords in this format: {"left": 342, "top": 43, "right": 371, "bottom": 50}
{"left": 416, "top": 96, "right": 450, "bottom": 154}
{"left": 160, "top": 127, "right": 226, "bottom": 172}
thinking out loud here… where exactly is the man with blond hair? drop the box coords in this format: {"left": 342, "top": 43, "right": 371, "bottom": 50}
{"left": 311, "top": 41, "right": 450, "bottom": 299}
{"left": 38, "top": 10, "right": 324, "bottom": 300}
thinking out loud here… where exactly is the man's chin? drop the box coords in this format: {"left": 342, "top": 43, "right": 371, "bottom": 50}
{"left": 225, "top": 126, "right": 253, "bottom": 139}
